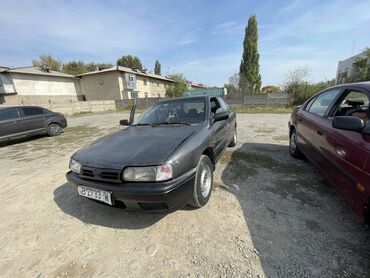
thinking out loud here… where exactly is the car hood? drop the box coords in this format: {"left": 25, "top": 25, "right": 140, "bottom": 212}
{"left": 73, "top": 125, "right": 202, "bottom": 169}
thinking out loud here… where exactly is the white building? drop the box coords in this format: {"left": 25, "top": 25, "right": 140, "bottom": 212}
{"left": 0, "top": 66, "right": 82, "bottom": 104}
{"left": 336, "top": 50, "right": 370, "bottom": 84}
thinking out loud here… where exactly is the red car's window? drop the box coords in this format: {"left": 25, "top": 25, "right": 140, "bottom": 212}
{"left": 307, "top": 89, "right": 341, "bottom": 116}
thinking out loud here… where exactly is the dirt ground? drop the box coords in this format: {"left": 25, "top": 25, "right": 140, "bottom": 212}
{"left": 0, "top": 112, "right": 369, "bottom": 278}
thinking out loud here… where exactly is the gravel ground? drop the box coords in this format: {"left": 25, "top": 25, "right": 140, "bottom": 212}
{"left": 0, "top": 112, "right": 369, "bottom": 277}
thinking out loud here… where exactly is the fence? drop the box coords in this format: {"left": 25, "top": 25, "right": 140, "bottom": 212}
{"left": 1, "top": 93, "right": 289, "bottom": 115}
{"left": 226, "top": 93, "right": 289, "bottom": 107}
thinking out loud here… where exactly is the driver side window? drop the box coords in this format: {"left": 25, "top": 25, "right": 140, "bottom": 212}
{"left": 334, "top": 90, "right": 369, "bottom": 117}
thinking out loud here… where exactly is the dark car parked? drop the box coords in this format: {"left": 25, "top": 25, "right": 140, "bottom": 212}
{"left": 289, "top": 82, "right": 370, "bottom": 225}
{"left": 0, "top": 105, "right": 67, "bottom": 142}
{"left": 66, "top": 96, "right": 237, "bottom": 212}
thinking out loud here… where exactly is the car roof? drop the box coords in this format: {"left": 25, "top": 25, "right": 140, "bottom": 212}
{"left": 156, "top": 95, "right": 216, "bottom": 104}
{"left": 329, "top": 81, "right": 370, "bottom": 91}
{"left": 0, "top": 105, "right": 44, "bottom": 110}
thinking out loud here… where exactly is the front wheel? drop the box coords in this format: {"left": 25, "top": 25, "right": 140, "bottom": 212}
{"left": 189, "top": 155, "right": 213, "bottom": 208}
{"left": 47, "top": 123, "right": 62, "bottom": 137}
{"left": 289, "top": 128, "right": 303, "bottom": 159}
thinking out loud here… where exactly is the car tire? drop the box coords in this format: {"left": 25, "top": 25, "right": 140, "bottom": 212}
{"left": 289, "top": 128, "right": 303, "bottom": 159}
{"left": 228, "top": 128, "right": 237, "bottom": 147}
{"left": 47, "top": 123, "right": 62, "bottom": 137}
{"left": 189, "top": 155, "right": 213, "bottom": 208}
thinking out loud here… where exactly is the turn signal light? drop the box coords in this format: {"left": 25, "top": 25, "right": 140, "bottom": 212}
{"left": 356, "top": 183, "right": 366, "bottom": 193}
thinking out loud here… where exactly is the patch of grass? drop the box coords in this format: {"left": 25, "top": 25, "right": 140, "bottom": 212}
{"left": 232, "top": 106, "right": 293, "bottom": 114}
{"left": 254, "top": 127, "right": 276, "bottom": 134}
{"left": 272, "top": 135, "right": 289, "bottom": 141}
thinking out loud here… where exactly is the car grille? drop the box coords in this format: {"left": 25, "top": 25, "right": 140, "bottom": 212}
{"left": 79, "top": 166, "right": 121, "bottom": 183}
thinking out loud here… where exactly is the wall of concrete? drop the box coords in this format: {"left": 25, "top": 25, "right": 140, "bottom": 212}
{"left": 226, "top": 93, "right": 288, "bottom": 107}
{"left": 80, "top": 71, "right": 122, "bottom": 100}
{"left": 2, "top": 98, "right": 117, "bottom": 115}
{"left": 10, "top": 73, "right": 81, "bottom": 96}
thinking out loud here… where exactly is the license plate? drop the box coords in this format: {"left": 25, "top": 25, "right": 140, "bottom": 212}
{"left": 77, "top": 186, "right": 112, "bottom": 205}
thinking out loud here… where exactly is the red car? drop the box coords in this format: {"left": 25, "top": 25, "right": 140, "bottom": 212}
{"left": 289, "top": 82, "right": 370, "bottom": 225}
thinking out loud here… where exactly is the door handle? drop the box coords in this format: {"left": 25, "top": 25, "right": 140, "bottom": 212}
{"left": 298, "top": 116, "right": 302, "bottom": 122}
{"left": 316, "top": 127, "right": 324, "bottom": 135}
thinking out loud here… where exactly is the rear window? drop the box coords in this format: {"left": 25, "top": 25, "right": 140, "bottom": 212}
{"left": 22, "top": 107, "right": 44, "bottom": 116}
{"left": 0, "top": 109, "right": 20, "bottom": 121}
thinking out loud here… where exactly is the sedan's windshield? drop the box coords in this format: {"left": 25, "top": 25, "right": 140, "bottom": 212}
{"left": 135, "top": 98, "right": 205, "bottom": 125}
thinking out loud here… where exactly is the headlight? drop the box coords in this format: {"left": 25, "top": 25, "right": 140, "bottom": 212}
{"left": 122, "top": 164, "right": 173, "bottom": 182}
{"left": 69, "top": 158, "right": 81, "bottom": 174}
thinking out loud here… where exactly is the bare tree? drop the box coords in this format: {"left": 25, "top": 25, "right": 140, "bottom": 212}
{"left": 284, "top": 66, "right": 310, "bottom": 86}
{"left": 283, "top": 66, "right": 311, "bottom": 105}
{"left": 226, "top": 73, "right": 240, "bottom": 95}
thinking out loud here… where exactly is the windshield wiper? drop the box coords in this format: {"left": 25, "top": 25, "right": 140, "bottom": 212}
{"left": 132, "top": 123, "right": 158, "bottom": 127}
{"left": 155, "top": 122, "right": 192, "bottom": 126}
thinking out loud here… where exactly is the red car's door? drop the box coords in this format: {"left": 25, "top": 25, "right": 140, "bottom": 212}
{"left": 312, "top": 88, "right": 370, "bottom": 208}
{"left": 297, "top": 89, "right": 341, "bottom": 166}
{"left": 296, "top": 108, "right": 317, "bottom": 160}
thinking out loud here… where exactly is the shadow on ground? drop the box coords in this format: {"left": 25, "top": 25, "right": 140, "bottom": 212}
{"left": 220, "top": 143, "right": 370, "bottom": 277}
{"left": 0, "top": 134, "right": 45, "bottom": 148}
{"left": 54, "top": 183, "right": 166, "bottom": 230}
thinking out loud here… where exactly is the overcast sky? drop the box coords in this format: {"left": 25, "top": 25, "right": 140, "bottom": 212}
{"left": 1, "top": 0, "right": 370, "bottom": 86}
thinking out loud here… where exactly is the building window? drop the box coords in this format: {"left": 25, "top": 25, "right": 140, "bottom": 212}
{"left": 144, "top": 92, "right": 148, "bottom": 98}
{"left": 144, "top": 79, "right": 147, "bottom": 86}
{"left": 129, "top": 74, "right": 135, "bottom": 82}
{"left": 130, "top": 92, "right": 137, "bottom": 99}
{"left": 156, "top": 82, "right": 159, "bottom": 87}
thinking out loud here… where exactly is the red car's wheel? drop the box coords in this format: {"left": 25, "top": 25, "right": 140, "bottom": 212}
{"left": 289, "top": 128, "right": 303, "bottom": 159}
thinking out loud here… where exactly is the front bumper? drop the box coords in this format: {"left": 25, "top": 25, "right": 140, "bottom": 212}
{"left": 60, "top": 118, "right": 68, "bottom": 128}
{"left": 66, "top": 169, "right": 196, "bottom": 212}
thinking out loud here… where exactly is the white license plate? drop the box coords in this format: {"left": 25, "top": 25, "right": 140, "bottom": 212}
{"left": 77, "top": 186, "right": 112, "bottom": 205}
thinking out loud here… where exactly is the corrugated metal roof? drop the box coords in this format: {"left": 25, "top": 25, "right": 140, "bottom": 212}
{"left": 183, "top": 87, "right": 225, "bottom": 97}
{"left": 76, "top": 66, "right": 174, "bottom": 82}
{"left": 1, "top": 67, "right": 76, "bottom": 78}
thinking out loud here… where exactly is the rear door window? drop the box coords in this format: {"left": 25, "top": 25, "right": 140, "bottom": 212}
{"left": 22, "top": 107, "right": 44, "bottom": 116}
{"left": 308, "top": 90, "right": 341, "bottom": 116}
{"left": 0, "top": 108, "right": 20, "bottom": 121}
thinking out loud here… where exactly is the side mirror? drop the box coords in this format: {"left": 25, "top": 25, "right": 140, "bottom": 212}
{"left": 332, "top": 116, "right": 365, "bottom": 131}
{"left": 213, "top": 111, "right": 229, "bottom": 123}
{"left": 119, "top": 119, "right": 130, "bottom": 126}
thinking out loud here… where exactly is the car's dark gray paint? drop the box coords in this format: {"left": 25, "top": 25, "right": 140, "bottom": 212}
{"left": 0, "top": 105, "right": 67, "bottom": 142}
{"left": 74, "top": 124, "right": 203, "bottom": 169}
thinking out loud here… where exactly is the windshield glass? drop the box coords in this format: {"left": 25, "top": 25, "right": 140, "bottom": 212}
{"left": 135, "top": 97, "right": 205, "bottom": 125}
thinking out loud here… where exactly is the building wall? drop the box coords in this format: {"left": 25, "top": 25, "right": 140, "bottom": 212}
{"left": 119, "top": 72, "right": 171, "bottom": 99}
{"left": 80, "top": 70, "right": 173, "bottom": 100}
{"left": 10, "top": 73, "right": 80, "bottom": 96}
{"left": 80, "top": 71, "right": 122, "bottom": 100}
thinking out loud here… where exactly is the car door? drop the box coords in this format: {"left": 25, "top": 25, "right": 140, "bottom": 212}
{"left": 209, "top": 97, "right": 227, "bottom": 159}
{"left": 297, "top": 89, "right": 342, "bottom": 164}
{"left": 0, "top": 108, "right": 22, "bottom": 139}
{"left": 312, "top": 88, "right": 370, "bottom": 207}
{"left": 19, "top": 107, "right": 47, "bottom": 133}
{"left": 217, "top": 97, "right": 234, "bottom": 144}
